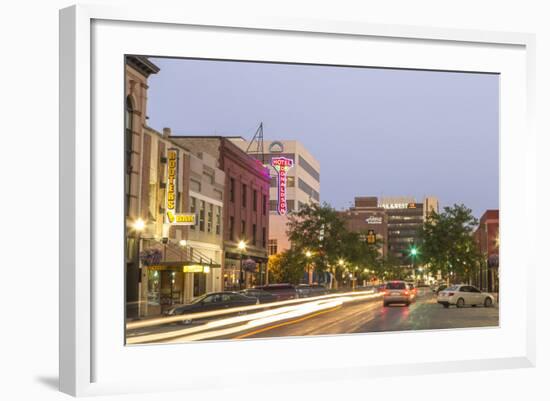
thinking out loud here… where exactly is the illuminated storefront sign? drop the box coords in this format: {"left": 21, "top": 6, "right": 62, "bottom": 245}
{"left": 365, "top": 216, "right": 383, "bottom": 224}
{"left": 165, "top": 149, "right": 178, "bottom": 219}
{"left": 165, "top": 148, "right": 195, "bottom": 226}
{"left": 183, "top": 265, "right": 211, "bottom": 273}
{"left": 380, "top": 203, "right": 408, "bottom": 209}
{"left": 271, "top": 157, "right": 294, "bottom": 215}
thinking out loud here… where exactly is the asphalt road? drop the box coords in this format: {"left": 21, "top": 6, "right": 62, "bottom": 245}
{"left": 234, "top": 291, "right": 499, "bottom": 340}
{"left": 126, "top": 289, "right": 499, "bottom": 344}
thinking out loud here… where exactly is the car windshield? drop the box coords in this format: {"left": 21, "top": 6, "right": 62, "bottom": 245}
{"left": 190, "top": 294, "right": 209, "bottom": 304}
{"left": 386, "top": 282, "right": 406, "bottom": 290}
{"left": 446, "top": 285, "right": 460, "bottom": 291}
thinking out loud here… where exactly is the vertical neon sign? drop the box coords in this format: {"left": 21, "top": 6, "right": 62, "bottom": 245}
{"left": 271, "top": 157, "right": 294, "bottom": 215}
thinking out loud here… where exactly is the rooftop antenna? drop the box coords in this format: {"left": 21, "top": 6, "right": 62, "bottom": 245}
{"left": 245, "top": 122, "right": 265, "bottom": 164}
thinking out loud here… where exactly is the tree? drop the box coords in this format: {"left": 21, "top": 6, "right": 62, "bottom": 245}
{"left": 267, "top": 249, "right": 306, "bottom": 284}
{"left": 286, "top": 202, "right": 383, "bottom": 287}
{"left": 419, "top": 204, "right": 482, "bottom": 283}
{"left": 286, "top": 202, "right": 349, "bottom": 281}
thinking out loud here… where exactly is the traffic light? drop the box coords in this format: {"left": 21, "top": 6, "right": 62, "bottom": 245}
{"left": 367, "top": 230, "right": 376, "bottom": 244}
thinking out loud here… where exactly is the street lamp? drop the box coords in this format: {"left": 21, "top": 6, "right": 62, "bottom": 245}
{"left": 305, "top": 250, "right": 313, "bottom": 285}
{"left": 132, "top": 218, "right": 146, "bottom": 318}
{"left": 409, "top": 246, "right": 418, "bottom": 281}
{"left": 238, "top": 240, "right": 247, "bottom": 289}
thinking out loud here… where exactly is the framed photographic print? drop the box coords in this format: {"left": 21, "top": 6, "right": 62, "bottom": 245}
{"left": 59, "top": 4, "right": 536, "bottom": 397}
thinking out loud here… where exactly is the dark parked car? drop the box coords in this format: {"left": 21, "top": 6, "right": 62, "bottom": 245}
{"left": 296, "top": 284, "right": 329, "bottom": 298}
{"left": 255, "top": 284, "right": 298, "bottom": 301}
{"left": 238, "top": 288, "right": 278, "bottom": 304}
{"left": 164, "top": 292, "right": 259, "bottom": 316}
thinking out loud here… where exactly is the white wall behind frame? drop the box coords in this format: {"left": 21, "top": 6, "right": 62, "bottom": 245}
{"left": 1, "top": 1, "right": 547, "bottom": 401}
{"left": 91, "top": 17, "right": 529, "bottom": 391}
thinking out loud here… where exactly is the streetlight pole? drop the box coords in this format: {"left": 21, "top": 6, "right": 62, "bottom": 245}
{"left": 238, "top": 240, "right": 246, "bottom": 290}
{"left": 305, "top": 250, "right": 313, "bottom": 285}
{"left": 132, "top": 218, "right": 146, "bottom": 318}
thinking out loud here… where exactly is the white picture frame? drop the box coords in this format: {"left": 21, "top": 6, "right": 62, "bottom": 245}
{"left": 59, "top": 4, "right": 536, "bottom": 397}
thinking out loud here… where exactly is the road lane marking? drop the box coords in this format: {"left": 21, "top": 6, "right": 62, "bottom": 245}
{"left": 233, "top": 305, "right": 343, "bottom": 339}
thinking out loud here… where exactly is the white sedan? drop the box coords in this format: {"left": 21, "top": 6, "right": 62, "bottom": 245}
{"left": 437, "top": 284, "right": 495, "bottom": 308}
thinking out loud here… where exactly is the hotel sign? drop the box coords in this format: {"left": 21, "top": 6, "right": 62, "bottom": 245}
{"left": 271, "top": 156, "right": 294, "bottom": 215}
{"left": 165, "top": 148, "right": 195, "bottom": 226}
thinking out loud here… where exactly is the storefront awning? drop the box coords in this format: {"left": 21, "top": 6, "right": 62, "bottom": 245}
{"left": 147, "top": 260, "right": 221, "bottom": 273}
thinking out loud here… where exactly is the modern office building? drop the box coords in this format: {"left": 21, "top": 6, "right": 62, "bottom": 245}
{"left": 378, "top": 196, "right": 439, "bottom": 265}
{"left": 474, "top": 209, "right": 499, "bottom": 292}
{"left": 169, "top": 136, "right": 271, "bottom": 290}
{"left": 230, "top": 138, "right": 321, "bottom": 257}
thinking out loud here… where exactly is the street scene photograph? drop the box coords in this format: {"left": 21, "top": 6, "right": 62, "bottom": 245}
{"left": 124, "top": 56, "right": 499, "bottom": 345}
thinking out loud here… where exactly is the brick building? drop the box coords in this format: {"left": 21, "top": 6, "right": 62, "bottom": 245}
{"left": 169, "top": 136, "right": 271, "bottom": 289}
{"left": 339, "top": 197, "right": 388, "bottom": 258}
{"left": 474, "top": 209, "right": 499, "bottom": 292}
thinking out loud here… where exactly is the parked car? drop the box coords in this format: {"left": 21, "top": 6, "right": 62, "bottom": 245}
{"left": 375, "top": 284, "right": 386, "bottom": 293}
{"left": 164, "top": 292, "right": 259, "bottom": 316}
{"left": 255, "top": 284, "right": 298, "bottom": 301}
{"left": 383, "top": 281, "right": 413, "bottom": 306}
{"left": 355, "top": 285, "right": 375, "bottom": 292}
{"left": 296, "top": 284, "right": 329, "bottom": 298}
{"left": 238, "top": 288, "right": 277, "bottom": 304}
{"left": 437, "top": 284, "right": 495, "bottom": 308}
{"left": 433, "top": 284, "right": 448, "bottom": 295}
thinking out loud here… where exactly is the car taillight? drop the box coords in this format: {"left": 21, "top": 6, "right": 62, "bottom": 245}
{"left": 384, "top": 290, "right": 389, "bottom": 295}
{"left": 448, "top": 292, "right": 454, "bottom": 296}
{"left": 404, "top": 291, "right": 409, "bottom": 296}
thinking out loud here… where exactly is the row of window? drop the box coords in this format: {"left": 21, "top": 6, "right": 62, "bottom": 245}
{"left": 298, "top": 155, "right": 320, "bottom": 182}
{"left": 270, "top": 175, "right": 296, "bottom": 188}
{"left": 229, "top": 178, "right": 267, "bottom": 215}
{"left": 297, "top": 178, "right": 320, "bottom": 201}
{"left": 189, "top": 197, "right": 222, "bottom": 235}
{"left": 228, "top": 216, "right": 267, "bottom": 248}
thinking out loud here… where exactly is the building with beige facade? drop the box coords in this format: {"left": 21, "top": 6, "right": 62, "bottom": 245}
{"left": 125, "top": 56, "right": 226, "bottom": 318}
{"left": 125, "top": 55, "right": 160, "bottom": 318}
{"left": 136, "top": 127, "right": 226, "bottom": 317}
{"left": 230, "top": 138, "right": 321, "bottom": 257}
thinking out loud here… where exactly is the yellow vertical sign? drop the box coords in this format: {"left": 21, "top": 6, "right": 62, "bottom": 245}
{"left": 165, "top": 149, "right": 178, "bottom": 223}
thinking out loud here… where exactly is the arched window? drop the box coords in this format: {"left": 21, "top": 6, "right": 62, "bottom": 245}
{"left": 125, "top": 96, "right": 134, "bottom": 214}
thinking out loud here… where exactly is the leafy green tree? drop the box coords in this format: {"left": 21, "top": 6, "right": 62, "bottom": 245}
{"left": 419, "top": 204, "right": 482, "bottom": 283}
{"left": 267, "top": 249, "right": 306, "bottom": 284}
{"left": 286, "top": 202, "right": 349, "bottom": 281}
{"left": 286, "top": 202, "right": 384, "bottom": 287}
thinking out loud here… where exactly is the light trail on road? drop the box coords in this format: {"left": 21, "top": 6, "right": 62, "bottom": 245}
{"left": 127, "top": 292, "right": 381, "bottom": 344}
{"left": 126, "top": 290, "right": 378, "bottom": 330}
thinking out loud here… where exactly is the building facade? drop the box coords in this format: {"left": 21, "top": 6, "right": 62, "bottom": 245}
{"left": 339, "top": 197, "right": 388, "bottom": 258}
{"left": 128, "top": 126, "right": 226, "bottom": 317}
{"left": 125, "top": 56, "right": 160, "bottom": 318}
{"left": 474, "top": 209, "right": 499, "bottom": 293}
{"left": 378, "top": 196, "right": 439, "bottom": 266}
{"left": 169, "top": 136, "right": 271, "bottom": 290}
{"left": 230, "top": 138, "right": 321, "bottom": 256}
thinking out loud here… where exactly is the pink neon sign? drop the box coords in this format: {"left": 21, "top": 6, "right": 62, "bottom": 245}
{"left": 271, "top": 157, "right": 294, "bottom": 215}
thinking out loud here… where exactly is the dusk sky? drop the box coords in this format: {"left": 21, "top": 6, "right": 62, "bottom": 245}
{"left": 146, "top": 57, "right": 499, "bottom": 219}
